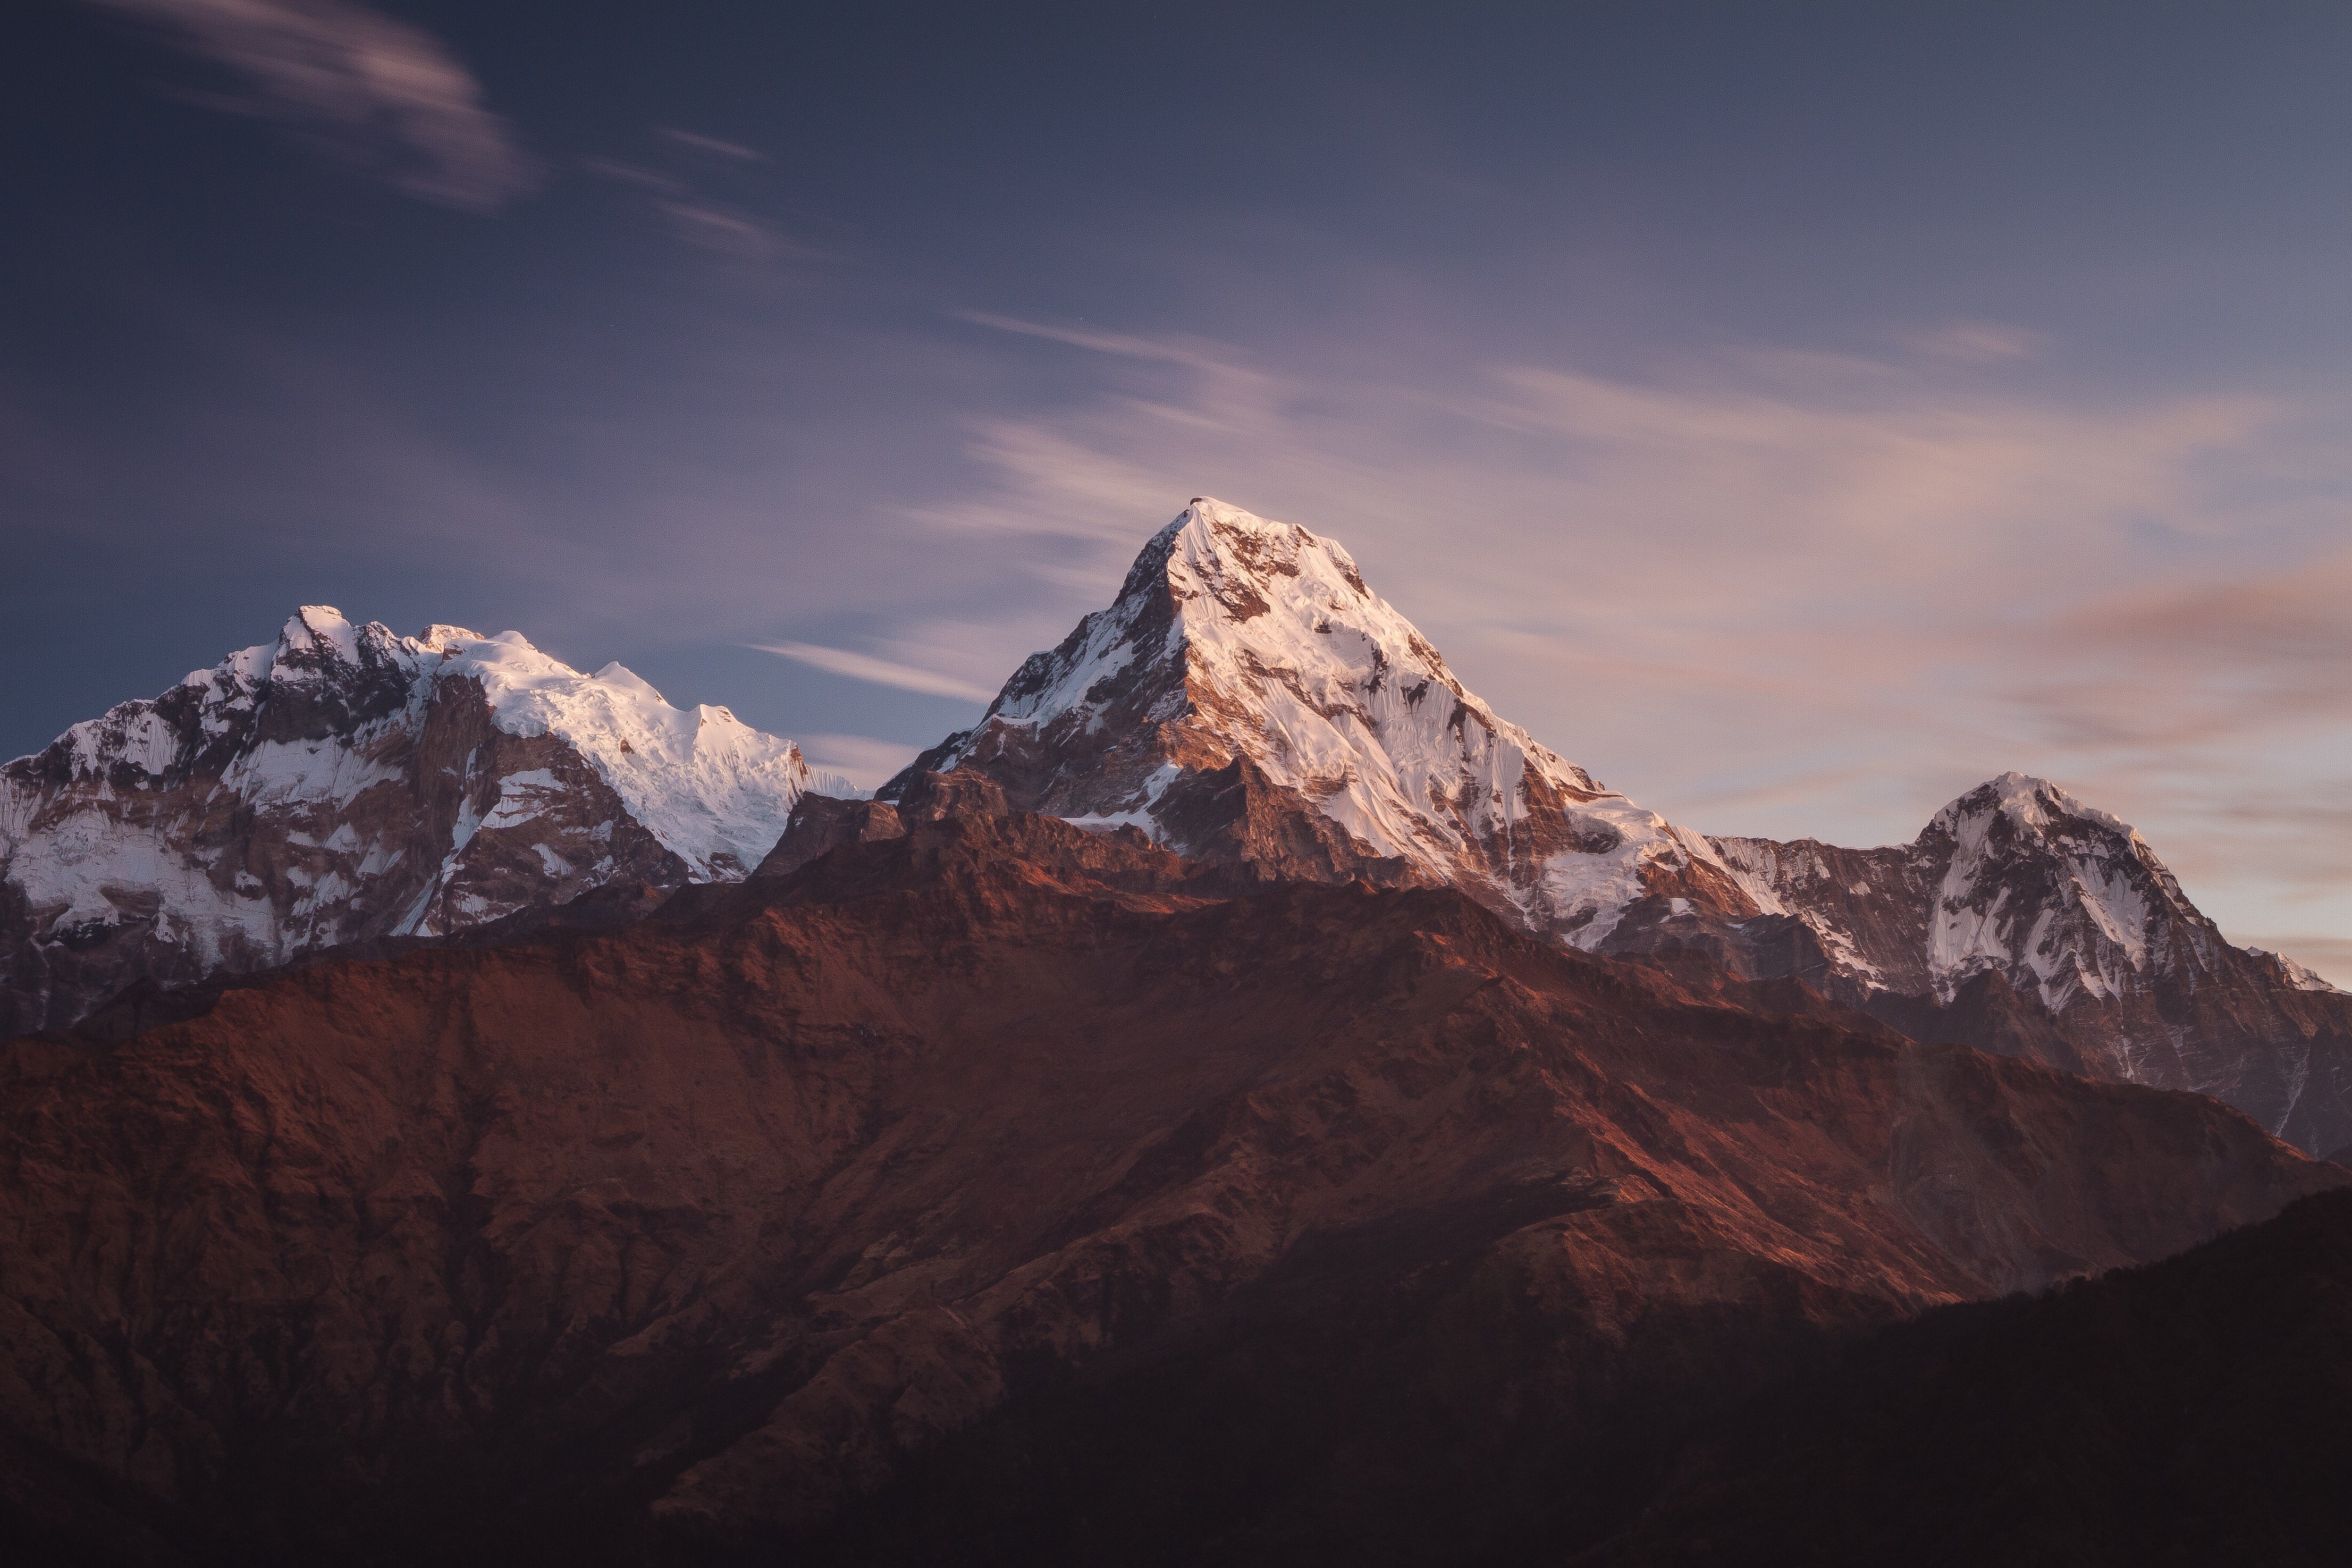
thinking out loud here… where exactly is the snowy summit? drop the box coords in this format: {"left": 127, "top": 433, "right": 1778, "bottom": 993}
{"left": 891, "top": 498, "right": 1757, "bottom": 946}
{"left": 0, "top": 606, "right": 808, "bottom": 1033}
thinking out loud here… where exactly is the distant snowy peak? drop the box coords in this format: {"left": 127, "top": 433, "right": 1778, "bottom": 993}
{"left": 2, "top": 606, "right": 808, "bottom": 1035}
{"left": 1921, "top": 772, "right": 2218, "bottom": 1009}
{"left": 1930, "top": 771, "right": 2144, "bottom": 844}
{"left": 412, "top": 623, "right": 809, "bottom": 880}
{"left": 1717, "top": 771, "right": 2221, "bottom": 1013}
{"left": 39, "top": 606, "right": 807, "bottom": 880}
{"left": 1714, "top": 771, "right": 2352, "bottom": 1154}
{"left": 899, "top": 498, "right": 1758, "bottom": 947}
{"left": 804, "top": 771, "right": 874, "bottom": 801}
{"left": 2247, "top": 948, "right": 2347, "bottom": 996}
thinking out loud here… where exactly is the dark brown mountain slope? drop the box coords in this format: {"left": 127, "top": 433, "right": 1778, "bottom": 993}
{"left": 1573, "top": 1186, "right": 2352, "bottom": 1568}
{"left": 0, "top": 779, "right": 2338, "bottom": 1566}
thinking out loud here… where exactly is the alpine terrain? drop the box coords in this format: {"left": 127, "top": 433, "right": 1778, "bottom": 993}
{"left": 1715, "top": 775, "right": 2352, "bottom": 1158}
{"left": 0, "top": 607, "right": 810, "bottom": 1036}
{"left": 0, "top": 774, "right": 2337, "bottom": 1566}
{"left": 898, "top": 500, "right": 2352, "bottom": 1153}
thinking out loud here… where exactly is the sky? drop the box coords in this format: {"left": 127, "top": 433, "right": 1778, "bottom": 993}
{"left": 5, "top": 1, "right": 2350, "bottom": 980}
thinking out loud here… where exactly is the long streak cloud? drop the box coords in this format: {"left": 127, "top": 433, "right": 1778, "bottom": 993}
{"left": 87, "top": 0, "right": 539, "bottom": 210}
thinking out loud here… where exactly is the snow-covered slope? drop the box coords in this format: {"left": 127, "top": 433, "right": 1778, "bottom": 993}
{"left": 1919, "top": 774, "right": 2217, "bottom": 1009}
{"left": 1716, "top": 774, "right": 2352, "bottom": 1154}
{"left": 1, "top": 607, "right": 807, "bottom": 1034}
{"left": 2249, "top": 948, "right": 2347, "bottom": 996}
{"left": 889, "top": 498, "right": 1762, "bottom": 947}
{"left": 422, "top": 627, "right": 807, "bottom": 879}
{"left": 1715, "top": 773, "right": 2225, "bottom": 1011}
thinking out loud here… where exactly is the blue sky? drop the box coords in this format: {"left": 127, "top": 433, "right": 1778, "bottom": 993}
{"left": 7, "top": 1, "right": 2350, "bottom": 976}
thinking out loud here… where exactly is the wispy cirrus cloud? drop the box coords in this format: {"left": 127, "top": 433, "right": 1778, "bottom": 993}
{"left": 657, "top": 126, "right": 768, "bottom": 162}
{"left": 579, "top": 157, "right": 680, "bottom": 192}
{"left": 954, "top": 312, "right": 1264, "bottom": 377}
{"left": 1909, "top": 322, "right": 2044, "bottom": 364}
{"left": 655, "top": 199, "right": 794, "bottom": 260}
{"left": 796, "top": 732, "right": 922, "bottom": 789}
{"left": 750, "top": 640, "right": 997, "bottom": 702}
{"left": 87, "top": 0, "right": 539, "bottom": 212}
{"left": 584, "top": 138, "right": 802, "bottom": 262}
{"left": 2005, "top": 558, "right": 2352, "bottom": 747}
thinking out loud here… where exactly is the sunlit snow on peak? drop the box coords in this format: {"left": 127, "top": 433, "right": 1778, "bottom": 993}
{"left": 935, "top": 497, "right": 1749, "bottom": 948}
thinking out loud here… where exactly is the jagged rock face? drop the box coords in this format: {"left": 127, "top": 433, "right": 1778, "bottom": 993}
{"left": 752, "top": 791, "right": 908, "bottom": 880}
{"left": 1715, "top": 773, "right": 2352, "bottom": 1154}
{"left": 0, "top": 606, "right": 808, "bottom": 1035}
{"left": 0, "top": 789, "right": 2334, "bottom": 1563}
{"left": 1697, "top": 837, "right": 1934, "bottom": 993}
{"left": 889, "top": 498, "right": 1760, "bottom": 946}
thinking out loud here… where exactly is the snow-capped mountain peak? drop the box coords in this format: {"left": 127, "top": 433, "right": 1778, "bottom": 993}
{"left": 1925, "top": 772, "right": 2212, "bottom": 1009}
{"left": 2, "top": 608, "right": 810, "bottom": 1034}
{"left": 896, "top": 498, "right": 1756, "bottom": 946}
{"left": 2247, "top": 948, "right": 2347, "bottom": 996}
{"left": 1932, "top": 771, "right": 2143, "bottom": 849}
{"left": 1713, "top": 770, "right": 2352, "bottom": 1153}
{"left": 409, "top": 625, "right": 806, "bottom": 877}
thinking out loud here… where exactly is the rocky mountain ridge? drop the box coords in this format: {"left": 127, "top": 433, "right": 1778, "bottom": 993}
{"left": 0, "top": 606, "right": 809, "bottom": 1035}
{"left": 6, "top": 503, "right": 2345, "bottom": 1157}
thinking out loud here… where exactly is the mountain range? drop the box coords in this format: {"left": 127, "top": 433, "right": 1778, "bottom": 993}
{"left": 13, "top": 502, "right": 2335, "bottom": 1149}
{"left": 3, "top": 499, "right": 2347, "bottom": 1564}
{"left": 888, "top": 499, "right": 2352, "bottom": 1155}
{"left": 1, "top": 771, "right": 2338, "bottom": 1565}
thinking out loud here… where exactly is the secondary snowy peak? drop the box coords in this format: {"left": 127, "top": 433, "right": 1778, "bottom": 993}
{"left": 893, "top": 498, "right": 1758, "bottom": 946}
{"left": 1922, "top": 772, "right": 2217, "bottom": 1009}
{"left": 2, "top": 608, "right": 808, "bottom": 1035}
{"left": 2248, "top": 948, "right": 2347, "bottom": 996}
{"left": 24, "top": 608, "right": 806, "bottom": 879}
{"left": 408, "top": 624, "right": 809, "bottom": 879}
{"left": 1716, "top": 773, "right": 2223, "bottom": 1011}
{"left": 1714, "top": 773, "right": 2352, "bottom": 1154}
